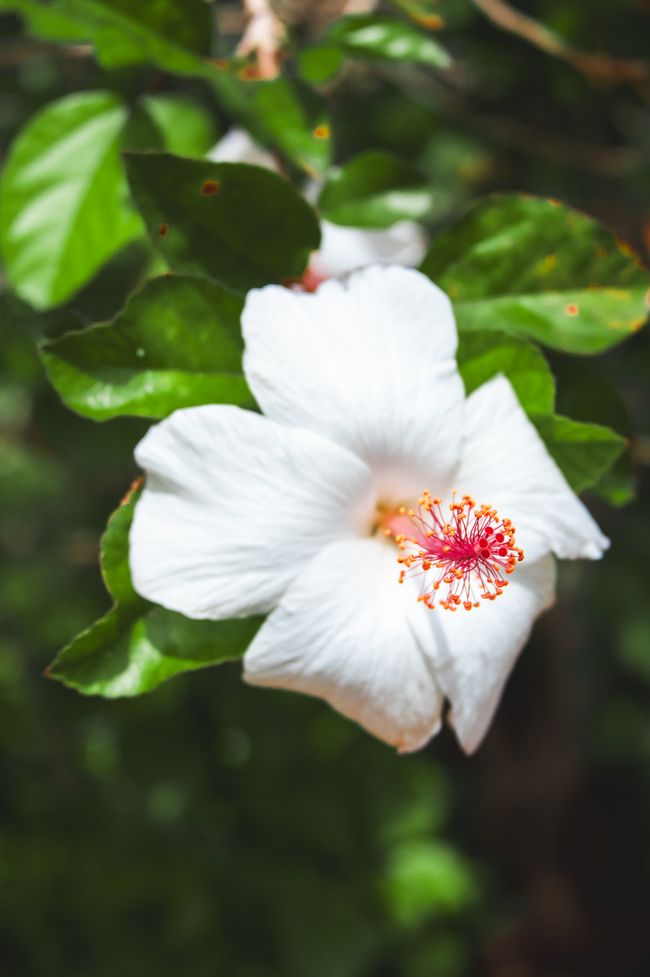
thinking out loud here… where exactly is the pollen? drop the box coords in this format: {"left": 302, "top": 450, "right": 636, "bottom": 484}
{"left": 389, "top": 491, "right": 524, "bottom": 612}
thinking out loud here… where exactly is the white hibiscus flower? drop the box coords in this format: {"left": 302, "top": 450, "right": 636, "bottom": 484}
{"left": 208, "top": 129, "right": 427, "bottom": 281}
{"left": 129, "top": 266, "right": 608, "bottom": 753}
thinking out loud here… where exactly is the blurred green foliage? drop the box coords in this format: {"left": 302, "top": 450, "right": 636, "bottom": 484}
{"left": 0, "top": 1, "right": 649, "bottom": 975}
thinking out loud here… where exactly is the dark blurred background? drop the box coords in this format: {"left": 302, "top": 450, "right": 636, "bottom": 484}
{"left": 1, "top": 2, "right": 649, "bottom": 975}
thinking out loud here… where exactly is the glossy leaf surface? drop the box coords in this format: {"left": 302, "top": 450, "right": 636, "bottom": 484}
{"left": 327, "top": 13, "right": 451, "bottom": 67}
{"left": 422, "top": 195, "right": 649, "bottom": 354}
{"left": 48, "top": 488, "right": 262, "bottom": 697}
{"left": 318, "top": 151, "right": 434, "bottom": 228}
{"left": 139, "top": 95, "right": 218, "bottom": 157}
{"left": 0, "top": 91, "right": 142, "bottom": 309}
{"left": 41, "top": 276, "right": 249, "bottom": 421}
{"left": 457, "top": 330, "right": 555, "bottom": 417}
{"left": 531, "top": 415, "right": 625, "bottom": 494}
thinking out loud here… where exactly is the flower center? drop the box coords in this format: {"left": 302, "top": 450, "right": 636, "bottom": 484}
{"left": 384, "top": 491, "right": 524, "bottom": 611}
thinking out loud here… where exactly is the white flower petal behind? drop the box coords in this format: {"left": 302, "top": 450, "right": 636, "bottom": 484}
{"left": 130, "top": 405, "right": 376, "bottom": 619}
{"left": 207, "top": 128, "right": 279, "bottom": 170}
{"left": 312, "top": 218, "right": 427, "bottom": 280}
{"left": 244, "top": 537, "right": 445, "bottom": 752}
{"left": 243, "top": 265, "right": 465, "bottom": 501}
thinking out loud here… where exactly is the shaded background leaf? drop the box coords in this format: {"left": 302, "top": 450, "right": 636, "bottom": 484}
{"left": 0, "top": 0, "right": 213, "bottom": 72}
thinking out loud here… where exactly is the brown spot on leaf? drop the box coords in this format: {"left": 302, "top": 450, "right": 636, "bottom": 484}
{"left": 615, "top": 236, "right": 635, "bottom": 258}
{"left": 313, "top": 124, "right": 330, "bottom": 140}
{"left": 239, "top": 64, "right": 260, "bottom": 82}
{"left": 200, "top": 179, "right": 220, "bottom": 196}
{"left": 566, "top": 303, "right": 579, "bottom": 316}
{"left": 413, "top": 14, "right": 445, "bottom": 30}
{"left": 121, "top": 476, "right": 143, "bottom": 506}
{"left": 158, "top": 222, "right": 169, "bottom": 238}
{"left": 207, "top": 57, "right": 230, "bottom": 72}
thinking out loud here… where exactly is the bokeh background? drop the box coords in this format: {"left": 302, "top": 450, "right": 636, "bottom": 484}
{"left": 1, "top": 2, "right": 649, "bottom": 975}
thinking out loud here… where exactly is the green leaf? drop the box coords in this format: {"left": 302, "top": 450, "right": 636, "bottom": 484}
{"left": 47, "top": 605, "right": 261, "bottom": 698}
{"left": 551, "top": 357, "right": 634, "bottom": 506}
{"left": 297, "top": 44, "right": 345, "bottom": 85}
{"left": 318, "top": 151, "right": 434, "bottom": 228}
{"left": 139, "top": 95, "right": 218, "bottom": 158}
{"left": 421, "top": 194, "right": 650, "bottom": 354}
{"left": 203, "top": 77, "right": 332, "bottom": 177}
{"left": 593, "top": 453, "right": 635, "bottom": 508}
{"left": 531, "top": 414, "right": 625, "bottom": 493}
{"left": 0, "top": 91, "right": 143, "bottom": 310}
{"left": 457, "top": 331, "right": 555, "bottom": 417}
{"left": 40, "top": 275, "right": 249, "bottom": 421}
{"left": 327, "top": 14, "right": 451, "bottom": 68}
{"left": 456, "top": 331, "right": 624, "bottom": 492}
{"left": 249, "top": 78, "right": 331, "bottom": 176}
{"left": 0, "top": 0, "right": 88, "bottom": 43}
{"left": 100, "top": 486, "right": 146, "bottom": 605}
{"left": 47, "top": 487, "right": 263, "bottom": 697}
{"left": 203, "top": 73, "right": 331, "bottom": 176}
{"left": 383, "top": 840, "right": 476, "bottom": 926}
{"left": 2, "top": 0, "right": 214, "bottom": 74}
{"left": 124, "top": 153, "right": 321, "bottom": 292}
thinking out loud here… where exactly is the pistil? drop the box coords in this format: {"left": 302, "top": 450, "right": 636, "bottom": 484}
{"left": 386, "top": 491, "right": 524, "bottom": 611}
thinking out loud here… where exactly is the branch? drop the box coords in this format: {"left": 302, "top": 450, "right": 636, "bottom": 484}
{"left": 471, "top": 0, "right": 649, "bottom": 95}
{"left": 401, "top": 68, "right": 643, "bottom": 178}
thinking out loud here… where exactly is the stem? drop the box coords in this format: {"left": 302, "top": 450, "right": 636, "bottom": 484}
{"left": 472, "top": 0, "right": 649, "bottom": 95}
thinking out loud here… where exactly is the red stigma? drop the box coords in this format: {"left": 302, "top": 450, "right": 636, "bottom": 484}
{"left": 393, "top": 491, "right": 524, "bottom": 611}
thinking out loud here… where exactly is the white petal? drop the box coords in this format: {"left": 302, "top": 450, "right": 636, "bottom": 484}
{"left": 310, "top": 219, "right": 427, "bottom": 279}
{"left": 207, "top": 128, "right": 279, "bottom": 171}
{"left": 130, "top": 406, "right": 375, "bottom": 619}
{"left": 243, "top": 265, "right": 465, "bottom": 502}
{"left": 244, "top": 537, "right": 445, "bottom": 752}
{"left": 455, "top": 376, "right": 609, "bottom": 563}
{"left": 429, "top": 555, "right": 557, "bottom": 753}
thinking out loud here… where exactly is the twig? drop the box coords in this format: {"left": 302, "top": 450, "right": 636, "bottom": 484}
{"left": 0, "top": 40, "right": 92, "bottom": 66}
{"left": 471, "top": 0, "right": 649, "bottom": 95}
{"left": 403, "top": 68, "right": 643, "bottom": 178}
